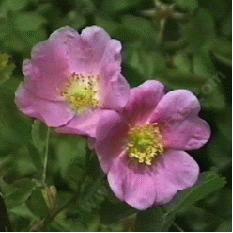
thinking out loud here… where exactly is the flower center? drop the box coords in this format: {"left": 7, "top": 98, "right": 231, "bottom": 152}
{"left": 127, "top": 124, "right": 164, "bottom": 166}
{"left": 62, "top": 73, "right": 100, "bottom": 113}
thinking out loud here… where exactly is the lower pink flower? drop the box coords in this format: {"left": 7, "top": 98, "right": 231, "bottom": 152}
{"left": 95, "top": 80, "right": 211, "bottom": 210}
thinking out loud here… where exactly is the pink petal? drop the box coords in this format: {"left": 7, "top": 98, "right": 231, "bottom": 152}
{"left": 23, "top": 27, "right": 79, "bottom": 101}
{"left": 95, "top": 111, "right": 129, "bottom": 173}
{"left": 100, "top": 39, "right": 122, "bottom": 71}
{"left": 107, "top": 150, "right": 199, "bottom": 210}
{"left": 123, "top": 80, "right": 164, "bottom": 124}
{"left": 81, "top": 26, "right": 111, "bottom": 62}
{"left": 53, "top": 26, "right": 111, "bottom": 74}
{"left": 162, "top": 116, "right": 211, "bottom": 150}
{"left": 101, "top": 74, "right": 130, "bottom": 110}
{"left": 151, "top": 90, "right": 201, "bottom": 124}
{"left": 76, "top": 26, "right": 122, "bottom": 74}
{"left": 107, "top": 155, "right": 158, "bottom": 210}
{"left": 159, "top": 150, "right": 199, "bottom": 190}
{"left": 82, "top": 27, "right": 126, "bottom": 109}
{"left": 49, "top": 26, "right": 80, "bottom": 41}
{"left": 56, "top": 109, "right": 116, "bottom": 138}
{"left": 15, "top": 85, "right": 74, "bottom": 127}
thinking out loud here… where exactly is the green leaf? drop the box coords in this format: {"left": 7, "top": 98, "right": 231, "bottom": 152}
{"left": 221, "top": 13, "right": 231, "bottom": 37}
{"left": 184, "top": 8, "right": 215, "bottom": 50}
{"left": 129, "top": 48, "right": 166, "bottom": 78}
{"left": 79, "top": 176, "right": 107, "bottom": 214}
{"left": 158, "top": 69, "right": 206, "bottom": 92}
{"left": 174, "top": 53, "right": 192, "bottom": 73}
{"left": 175, "top": 0, "right": 198, "bottom": 12}
{"left": 0, "top": 0, "right": 28, "bottom": 12}
{"left": 191, "top": 52, "right": 226, "bottom": 110}
{"left": 206, "top": 121, "right": 231, "bottom": 172}
{"left": 216, "top": 220, "right": 232, "bottom": 232}
{"left": 198, "top": 73, "right": 225, "bottom": 110}
{"left": 201, "top": 188, "right": 231, "bottom": 220}
{"left": 9, "top": 204, "right": 37, "bottom": 231}
{"left": 26, "top": 188, "right": 49, "bottom": 218}
{"left": 9, "top": 203, "right": 36, "bottom": 220}
{"left": 211, "top": 39, "right": 232, "bottom": 66}
{"left": 167, "top": 172, "right": 226, "bottom": 213}
{"left": 135, "top": 208, "right": 173, "bottom": 232}
{"left": 14, "top": 12, "right": 46, "bottom": 31}
{"left": 176, "top": 206, "right": 223, "bottom": 231}
{"left": 159, "top": 67, "right": 225, "bottom": 110}
{"left": 100, "top": 200, "right": 135, "bottom": 224}
{"left": 5, "top": 179, "right": 36, "bottom": 208}
{"left": 193, "top": 50, "right": 216, "bottom": 77}
{"left": 200, "top": 86, "right": 225, "bottom": 110}
{"left": 101, "top": 0, "right": 141, "bottom": 14}
{"left": 54, "top": 137, "right": 86, "bottom": 187}
{"left": 74, "top": 0, "right": 95, "bottom": 14}
{"left": 120, "top": 16, "right": 159, "bottom": 43}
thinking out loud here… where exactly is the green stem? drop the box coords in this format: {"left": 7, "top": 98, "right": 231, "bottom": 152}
{"left": 42, "top": 128, "right": 50, "bottom": 185}
{"left": 30, "top": 140, "right": 91, "bottom": 231}
{"left": 159, "top": 18, "right": 166, "bottom": 43}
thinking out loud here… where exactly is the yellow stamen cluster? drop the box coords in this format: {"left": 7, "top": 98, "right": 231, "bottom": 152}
{"left": 127, "top": 124, "right": 164, "bottom": 166}
{"left": 62, "top": 73, "right": 100, "bottom": 113}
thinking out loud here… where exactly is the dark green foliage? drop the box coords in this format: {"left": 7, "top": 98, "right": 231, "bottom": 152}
{"left": 0, "top": 0, "right": 231, "bottom": 231}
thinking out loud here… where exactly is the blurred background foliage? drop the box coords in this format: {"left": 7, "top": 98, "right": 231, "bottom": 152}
{"left": 0, "top": 0, "right": 231, "bottom": 231}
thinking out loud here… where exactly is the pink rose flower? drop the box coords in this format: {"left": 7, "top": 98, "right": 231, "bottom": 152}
{"left": 95, "top": 80, "right": 210, "bottom": 210}
{"left": 15, "top": 26, "right": 129, "bottom": 137}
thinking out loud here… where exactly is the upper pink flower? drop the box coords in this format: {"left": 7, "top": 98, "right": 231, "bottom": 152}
{"left": 15, "top": 26, "right": 130, "bottom": 137}
{"left": 95, "top": 80, "right": 210, "bottom": 210}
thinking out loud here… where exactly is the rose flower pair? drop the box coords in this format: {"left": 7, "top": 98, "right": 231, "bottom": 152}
{"left": 15, "top": 26, "right": 210, "bottom": 210}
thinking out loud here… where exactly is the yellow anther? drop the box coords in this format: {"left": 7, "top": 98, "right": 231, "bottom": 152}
{"left": 127, "top": 124, "right": 164, "bottom": 166}
{"left": 62, "top": 73, "right": 100, "bottom": 113}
